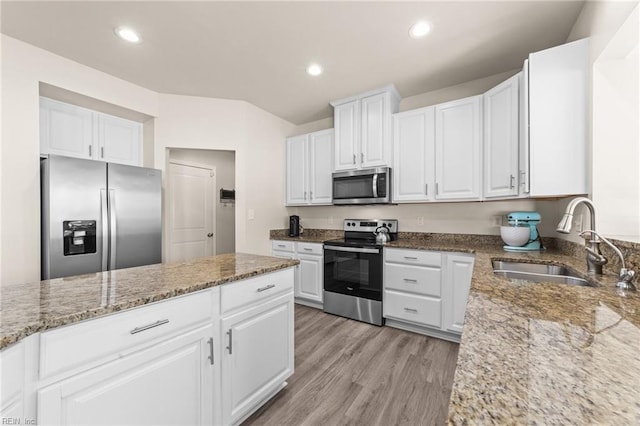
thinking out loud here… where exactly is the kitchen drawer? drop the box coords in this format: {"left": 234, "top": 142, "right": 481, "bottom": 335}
{"left": 385, "top": 248, "right": 442, "bottom": 267}
{"left": 384, "top": 263, "right": 441, "bottom": 297}
{"left": 221, "top": 268, "right": 294, "bottom": 315}
{"left": 296, "top": 242, "right": 322, "bottom": 255}
{"left": 271, "top": 240, "right": 295, "bottom": 253}
{"left": 39, "top": 289, "right": 214, "bottom": 380}
{"left": 384, "top": 290, "right": 441, "bottom": 328}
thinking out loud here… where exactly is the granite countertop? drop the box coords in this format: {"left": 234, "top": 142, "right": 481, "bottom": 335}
{"left": 0, "top": 253, "right": 298, "bottom": 350}
{"left": 446, "top": 246, "right": 640, "bottom": 425}
{"left": 271, "top": 229, "right": 640, "bottom": 423}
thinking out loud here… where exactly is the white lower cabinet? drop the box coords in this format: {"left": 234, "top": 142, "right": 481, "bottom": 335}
{"left": 18, "top": 268, "right": 296, "bottom": 426}
{"left": 38, "top": 324, "right": 216, "bottom": 426}
{"left": 37, "top": 289, "right": 219, "bottom": 426}
{"left": 220, "top": 269, "right": 294, "bottom": 425}
{"left": 272, "top": 240, "right": 323, "bottom": 307}
{"left": 383, "top": 248, "right": 474, "bottom": 342}
{"left": 1, "top": 341, "right": 25, "bottom": 421}
{"left": 443, "top": 254, "right": 475, "bottom": 334}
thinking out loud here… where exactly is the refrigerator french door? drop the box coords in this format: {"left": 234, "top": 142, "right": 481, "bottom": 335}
{"left": 41, "top": 155, "right": 162, "bottom": 280}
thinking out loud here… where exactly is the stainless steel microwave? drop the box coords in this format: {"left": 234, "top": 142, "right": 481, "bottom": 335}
{"left": 332, "top": 167, "right": 392, "bottom": 205}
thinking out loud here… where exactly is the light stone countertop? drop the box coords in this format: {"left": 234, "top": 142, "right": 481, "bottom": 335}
{"left": 272, "top": 229, "right": 640, "bottom": 424}
{"left": 0, "top": 253, "right": 299, "bottom": 350}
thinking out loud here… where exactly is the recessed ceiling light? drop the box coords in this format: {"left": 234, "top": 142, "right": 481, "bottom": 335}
{"left": 114, "top": 27, "right": 141, "bottom": 43}
{"left": 409, "top": 21, "right": 431, "bottom": 39}
{"left": 306, "top": 63, "right": 323, "bottom": 76}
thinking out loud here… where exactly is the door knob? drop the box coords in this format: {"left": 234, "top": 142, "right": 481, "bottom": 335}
{"left": 207, "top": 233, "right": 214, "bottom": 237}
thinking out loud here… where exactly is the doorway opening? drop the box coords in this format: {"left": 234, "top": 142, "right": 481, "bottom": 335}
{"left": 167, "top": 148, "right": 236, "bottom": 262}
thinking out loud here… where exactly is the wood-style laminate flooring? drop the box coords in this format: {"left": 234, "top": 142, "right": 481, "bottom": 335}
{"left": 243, "top": 304, "right": 460, "bottom": 426}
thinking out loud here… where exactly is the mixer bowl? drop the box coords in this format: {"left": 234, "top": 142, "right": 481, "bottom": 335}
{"left": 500, "top": 226, "right": 531, "bottom": 247}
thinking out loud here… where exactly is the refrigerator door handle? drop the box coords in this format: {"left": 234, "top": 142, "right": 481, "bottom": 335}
{"left": 100, "top": 189, "right": 109, "bottom": 272}
{"left": 109, "top": 189, "right": 117, "bottom": 270}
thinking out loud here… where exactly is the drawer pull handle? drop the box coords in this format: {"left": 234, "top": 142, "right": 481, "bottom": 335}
{"left": 403, "top": 278, "right": 418, "bottom": 283}
{"left": 130, "top": 319, "right": 169, "bottom": 335}
{"left": 226, "top": 329, "right": 233, "bottom": 354}
{"left": 207, "top": 337, "right": 214, "bottom": 365}
{"left": 404, "top": 256, "right": 418, "bottom": 260}
{"left": 404, "top": 308, "right": 418, "bottom": 313}
{"left": 277, "top": 244, "right": 286, "bottom": 248}
{"left": 303, "top": 248, "right": 313, "bottom": 251}
{"left": 257, "top": 284, "right": 276, "bottom": 292}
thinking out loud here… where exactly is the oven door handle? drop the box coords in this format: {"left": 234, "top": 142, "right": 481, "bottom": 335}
{"left": 324, "top": 245, "right": 380, "bottom": 254}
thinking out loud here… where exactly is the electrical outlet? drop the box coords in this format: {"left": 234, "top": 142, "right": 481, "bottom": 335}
{"left": 493, "top": 215, "right": 503, "bottom": 227}
{"left": 417, "top": 217, "right": 424, "bottom": 226}
{"left": 328, "top": 216, "right": 334, "bottom": 225}
{"left": 248, "top": 209, "right": 255, "bottom": 220}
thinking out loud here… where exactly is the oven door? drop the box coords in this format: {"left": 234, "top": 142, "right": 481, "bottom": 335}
{"left": 323, "top": 245, "right": 382, "bottom": 301}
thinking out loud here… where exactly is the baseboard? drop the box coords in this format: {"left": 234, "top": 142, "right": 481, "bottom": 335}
{"left": 294, "top": 298, "right": 323, "bottom": 310}
{"left": 384, "top": 319, "right": 461, "bottom": 343}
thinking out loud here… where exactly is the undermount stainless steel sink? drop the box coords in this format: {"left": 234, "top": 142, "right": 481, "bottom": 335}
{"left": 492, "top": 260, "right": 591, "bottom": 286}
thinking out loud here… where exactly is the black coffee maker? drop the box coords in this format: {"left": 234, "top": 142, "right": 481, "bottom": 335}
{"left": 289, "top": 215, "right": 300, "bottom": 237}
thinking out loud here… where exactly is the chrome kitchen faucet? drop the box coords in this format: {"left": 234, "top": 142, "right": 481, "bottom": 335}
{"left": 556, "top": 197, "right": 636, "bottom": 291}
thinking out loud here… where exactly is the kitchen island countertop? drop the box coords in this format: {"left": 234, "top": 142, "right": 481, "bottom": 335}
{"left": 0, "top": 253, "right": 298, "bottom": 350}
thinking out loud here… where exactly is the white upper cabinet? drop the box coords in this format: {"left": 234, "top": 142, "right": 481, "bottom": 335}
{"left": 285, "top": 129, "right": 333, "bottom": 206}
{"left": 434, "top": 96, "right": 482, "bottom": 201}
{"left": 97, "top": 114, "right": 142, "bottom": 166}
{"left": 392, "top": 106, "right": 436, "bottom": 202}
{"left": 40, "top": 97, "right": 143, "bottom": 167}
{"left": 483, "top": 73, "right": 520, "bottom": 199}
{"left": 526, "top": 38, "right": 589, "bottom": 197}
{"left": 331, "top": 86, "right": 400, "bottom": 171}
{"left": 40, "top": 97, "right": 93, "bottom": 159}
{"left": 308, "top": 130, "right": 334, "bottom": 204}
{"left": 285, "top": 135, "right": 307, "bottom": 205}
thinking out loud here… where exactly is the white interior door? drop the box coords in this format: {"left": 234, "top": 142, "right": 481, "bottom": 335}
{"left": 168, "top": 162, "right": 215, "bottom": 263}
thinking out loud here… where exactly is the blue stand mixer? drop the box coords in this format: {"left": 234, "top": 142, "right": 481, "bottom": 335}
{"left": 502, "top": 211, "right": 543, "bottom": 252}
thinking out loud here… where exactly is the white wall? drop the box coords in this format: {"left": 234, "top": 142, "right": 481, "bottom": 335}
{"left": 566, "top": 1, "right": 640, "bottom": 243}
{"left": 169, "top": 149, "right": 236, "bottom": 254}
{"left": 1, "top": 35, "right": 295, "bottom": 285}
{"left": 0, "top": 35, "right": 159, "bottom": 286}
{"left": 154, "top": 94, "right": 295, "bottom": 259}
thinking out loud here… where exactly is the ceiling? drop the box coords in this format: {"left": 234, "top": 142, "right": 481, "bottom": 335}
{"left": 0, "top": 1, "right": 586, "bottom": 125}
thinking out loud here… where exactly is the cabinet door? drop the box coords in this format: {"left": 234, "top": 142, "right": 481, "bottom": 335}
{"left": 483, "top": 74, "right": 520, "bottom": 198}
{"left": 0, "top": 342, "right": 24, "bottom": 421}
{"left": 360, "top": 92, "right": 389, "bottom": 168}
{"left": 333, "top": 101, "right": 360, "bottom": 171}
{"left": 393, "top": 107, "right": 435, "bottom": 202}
{"left": 40, "top": 97, "right": 93, "bottom": 159}
{"left": 97, "top": 114, "right": 142, "bottom": 166}
{"left": 435, "top": 96, "right": 482, "bottom": 200}
{"left": 443, "top": 254, "right": 475, "bottom": 334}
{"left": 285, "top": 135, "right": 308, "bottom": 205}
{"left": 38, "top": 325, "right": 216, "bottom": 426}
{"left": 297, "top": 254, "right": 323, "bottom": 303}
{"left": 309, "top": 129, "right": 333, "bottom": 204}
{"left": 528, "top": 38, "right": 588, "bottom": 196}
{"left": 221, "top": 292, "right": 294, "bottom": 425}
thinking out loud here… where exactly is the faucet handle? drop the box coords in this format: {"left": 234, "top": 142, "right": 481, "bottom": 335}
{"left": 617, "top": 269, "right": 636, "bottom": 291}
{"left": 585, "top": 246, "right": 607, "bottom": 265}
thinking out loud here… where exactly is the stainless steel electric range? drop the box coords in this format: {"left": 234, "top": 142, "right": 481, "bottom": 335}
{"left": 323, "top": 219, "right": 398, "bottom": 326}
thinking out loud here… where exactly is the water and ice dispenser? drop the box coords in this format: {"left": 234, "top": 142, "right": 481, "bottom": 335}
{"left": 63, "top": 220, "right": 97, "bottom": 256}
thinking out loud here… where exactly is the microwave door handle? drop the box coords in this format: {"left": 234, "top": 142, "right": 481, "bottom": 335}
{"left": 372, "top": 173, "right": 378, "bottom": 197}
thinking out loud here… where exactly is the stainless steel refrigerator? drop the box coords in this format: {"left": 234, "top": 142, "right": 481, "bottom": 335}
{"left": 41, "top": 155, "right": 162, "bottom": 280}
